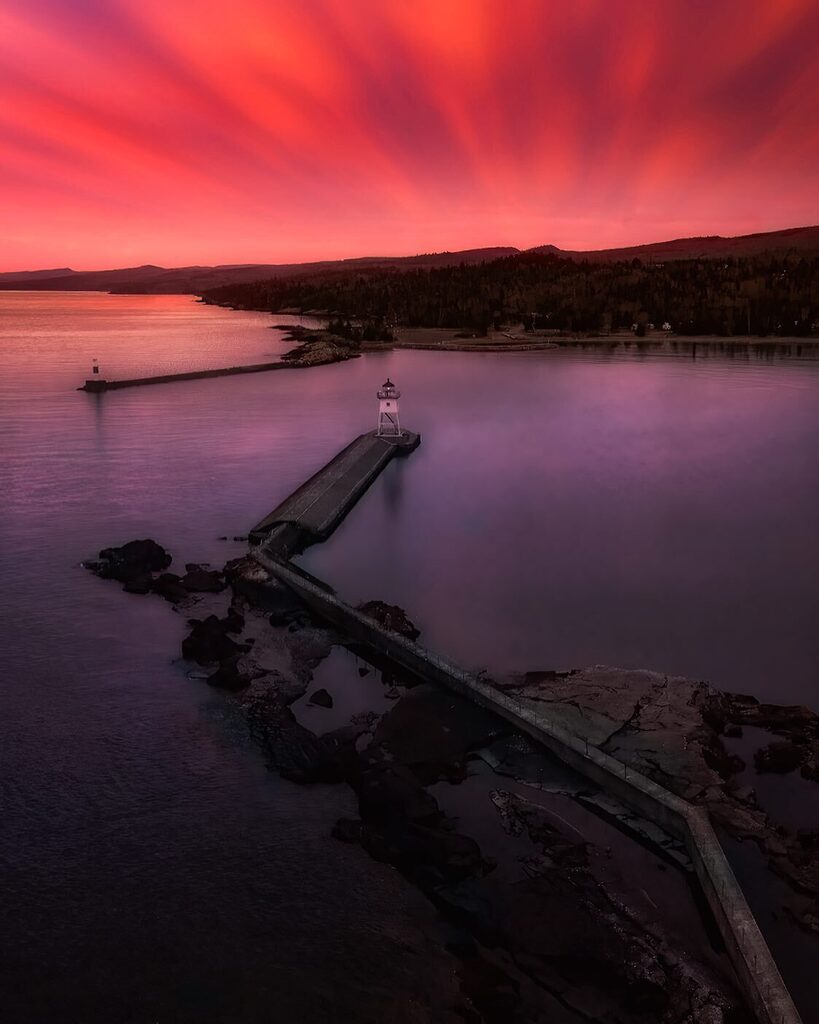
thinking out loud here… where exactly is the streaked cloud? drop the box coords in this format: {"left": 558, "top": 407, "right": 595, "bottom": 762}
{"left": 0, "top": 0, "right": 817, "bottom": 268}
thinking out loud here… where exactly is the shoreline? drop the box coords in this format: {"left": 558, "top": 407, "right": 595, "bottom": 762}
{"left": 372, "top": 328, "right": 819, "bottom": 355}
{"left": 204, "top": 300, "right": 819, "bottom": 356}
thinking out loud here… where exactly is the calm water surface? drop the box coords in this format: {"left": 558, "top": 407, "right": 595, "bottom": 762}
{"left": 2, "top": 292, "right": 818, "bottom": 1020}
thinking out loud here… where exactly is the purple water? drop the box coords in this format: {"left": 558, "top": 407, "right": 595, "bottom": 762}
{"left": 302, "top": 345, "right": 819, "bottom": 705}
{"left": 0, "top": 293, "right": 455, "bottom": 1023}
{"left": 2, "top": 292, "right": 818, "bottom": 1020}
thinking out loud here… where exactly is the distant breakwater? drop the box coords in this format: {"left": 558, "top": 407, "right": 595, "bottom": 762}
{"left": 78, "top": 360, "right": 299, "bottom": 392}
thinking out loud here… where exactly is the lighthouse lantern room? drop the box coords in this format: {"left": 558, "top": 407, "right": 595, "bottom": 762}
{"left": 376, "top": 378, "right": 402, "bottom": 437}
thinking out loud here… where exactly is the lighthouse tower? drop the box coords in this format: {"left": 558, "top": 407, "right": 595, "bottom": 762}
{"left": 376, "top": 378, "right": 402, "bottom": 437}
{"left": 84, "top": 358, "right": 107, "bottom": 392}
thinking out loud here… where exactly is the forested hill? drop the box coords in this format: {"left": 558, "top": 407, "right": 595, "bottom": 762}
{"left": 203, "top": 250, "right": 819, "bottom": 337}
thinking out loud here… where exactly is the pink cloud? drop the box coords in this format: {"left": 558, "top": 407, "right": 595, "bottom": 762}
{"left": 0, "top": 0, "right": 817, "bottom": 269}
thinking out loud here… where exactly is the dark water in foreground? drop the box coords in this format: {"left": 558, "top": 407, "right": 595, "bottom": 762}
{"left": 2, "top": 292, "right": 819, "bottom": 1020}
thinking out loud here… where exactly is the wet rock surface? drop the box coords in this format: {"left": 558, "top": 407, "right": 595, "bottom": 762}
{"left": 357, "top": 600, "right": 421, "bottom": 640}
{"left": 501, "top": 665, "right": 819, "bottom": 943}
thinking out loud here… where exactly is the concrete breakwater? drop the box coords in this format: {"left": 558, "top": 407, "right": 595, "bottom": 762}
{"left": 249, "top": 430, "right": 420, "bottom": 551}
{"left": 252, "top": 552, "right": 802, "bottom": 1024}
{"left": 78, "top": 359, "right": 296, "bottom": 392}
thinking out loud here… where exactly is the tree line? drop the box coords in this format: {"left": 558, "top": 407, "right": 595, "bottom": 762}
{"left": 204, "top": 251, "right": 819, "bottom": 337}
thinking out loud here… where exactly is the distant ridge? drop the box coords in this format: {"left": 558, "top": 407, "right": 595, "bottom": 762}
{"left": 527, "top": 225, "right": 819, "bottom": 262}
{"left": 2, "top": 226, "right": 817, "bottom": 294}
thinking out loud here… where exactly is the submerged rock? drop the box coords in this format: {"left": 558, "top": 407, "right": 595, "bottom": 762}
{"left": 308, "top": 688, "right": 333, "bottom": 708}
{"left": 755, "top": 740, "right": 806, "bottom": 774}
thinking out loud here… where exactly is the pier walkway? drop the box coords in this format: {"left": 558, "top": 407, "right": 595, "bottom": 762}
{"left": 249, "top": 430, "right": 420, "bottom": 549}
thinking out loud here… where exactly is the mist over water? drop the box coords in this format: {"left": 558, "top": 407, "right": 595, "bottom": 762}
{"left": 2, "top": 292, "right": 818, "bottom": 1019}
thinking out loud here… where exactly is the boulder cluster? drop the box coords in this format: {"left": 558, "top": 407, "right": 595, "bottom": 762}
{"left": 85, "top": 539, "right": 226, "bottom": 600}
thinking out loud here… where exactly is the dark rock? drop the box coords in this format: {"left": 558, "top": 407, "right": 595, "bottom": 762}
{"left": 357, "top": 600, "right": 420, "bottom": 640}
{"left": 356, "top": 763, "right": 440, "bottom": 824}
{"left": 725, "top": 723, "right": 743, "bottom": 738}
{"left": 122, "top": 573, "right": 152, "bottom": 594}
{"left": 433, "top": 879, "right": 500, "bottom": 936}
{"left": 309, "top": 688, "right": 333, "bottom": 708}
{"left": 332, "top": 818, "right": 363, "bottom": 843}
{"left": 182, "top": 614, "right": 248, "bottom": 665}
{"left": 151, "top": 572, "right": 189, "bottom": 604}
{"left": 359, "top": 819, "right": 485, "bottom": 883}
{"left": 802, "top": 762, "right": 819, "bottom": 782}
{"left": 755, "top": 740, "right": 805, "bottom": 774}
{"left": 207, "top": 654, "right": 252, "bottom": 692}
{"left": 370, "top": 688, "right": 509, "bottom": 784}
{"left": 181, "top": 568, "right": 226, "bottom": 593}
{"left": 261, "top": 718, "right": 362, "bottom": 784}
{"left": 90, "top": 538, "right": 172, "bottom": 583}
{"left": 726, "top": 696, "right": 818, "bottom": 738}
{"left": 222, "top": 607, "right": 245, "bottom": 634}
{"left": 702, "top": 736, "right": 744, "bottom": 778}
{"left": 358, "top": 667, "right": 371, "bottom": 677}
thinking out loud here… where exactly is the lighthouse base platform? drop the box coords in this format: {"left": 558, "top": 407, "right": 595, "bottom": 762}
{"left": 250, "top": 429, "right": 420, "bottom": 552}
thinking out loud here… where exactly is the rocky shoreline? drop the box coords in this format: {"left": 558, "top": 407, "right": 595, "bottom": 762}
{"left": 275, "top": 324, "right": 362, "bottom": 367}
{"left": 85, "top": 540, "right": 819, "bottom": 1022}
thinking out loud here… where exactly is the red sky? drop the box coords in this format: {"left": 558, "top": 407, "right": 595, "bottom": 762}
{"left": 1, "top": 0, "right": 818, "bottom": 271}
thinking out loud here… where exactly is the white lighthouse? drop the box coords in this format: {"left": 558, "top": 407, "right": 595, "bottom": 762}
{"left": 376, "top": 378, "right": 402, "bottom": 437}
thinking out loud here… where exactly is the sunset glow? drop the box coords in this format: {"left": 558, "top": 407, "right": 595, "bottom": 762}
{"left": 1, "top": 0, "right": 818, "bottom": 270}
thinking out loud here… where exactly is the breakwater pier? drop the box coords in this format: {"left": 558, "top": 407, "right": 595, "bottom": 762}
{"left": 78, "top": 359, "right": 296, "bottom": 392}
{"left": 250, "top": 429, "right": 420, "bottom": 552}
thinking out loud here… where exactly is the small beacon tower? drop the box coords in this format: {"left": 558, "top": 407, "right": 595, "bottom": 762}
{"left": 376, "top": 378, "right": 402, "bottom": 437}
{"left": 84, "top": 358, "right": 107, "bottom": 392}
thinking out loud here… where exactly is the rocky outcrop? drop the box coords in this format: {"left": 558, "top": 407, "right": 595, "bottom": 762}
{"left": 85, "top": 538, "right": 172, "bottom": 590}
{"left": 357, "top": 600, "right": 421, "bottom": 640}
{"left": 279, "top": 326, "right": 360, "bottom": 367}
{"left": 207, "top": 653, "right": 253, "bottom": 692}
{"left": 718, "top": 693, "right": 819, "bottom": 781}
{"left": 181, "top": 564, "right": 226, "bottom": 593}
{"left": 500, "top": 665, "right": 819, "bottom": 943}
{"left": 327, "top": 684, "right": 749, "bottom": 1022}
{"left": 151, "top": 572, "right": 189, "bottom": 604}
{"left": 182, "top": 614, "right": 250, "bottom": 665}
{"left": 755, "top": 740, "right": 806, "bottom": 773}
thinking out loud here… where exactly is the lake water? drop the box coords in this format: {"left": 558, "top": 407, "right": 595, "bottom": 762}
{"left": 2, "top": 292, "right": 818, "bottom": 1020}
